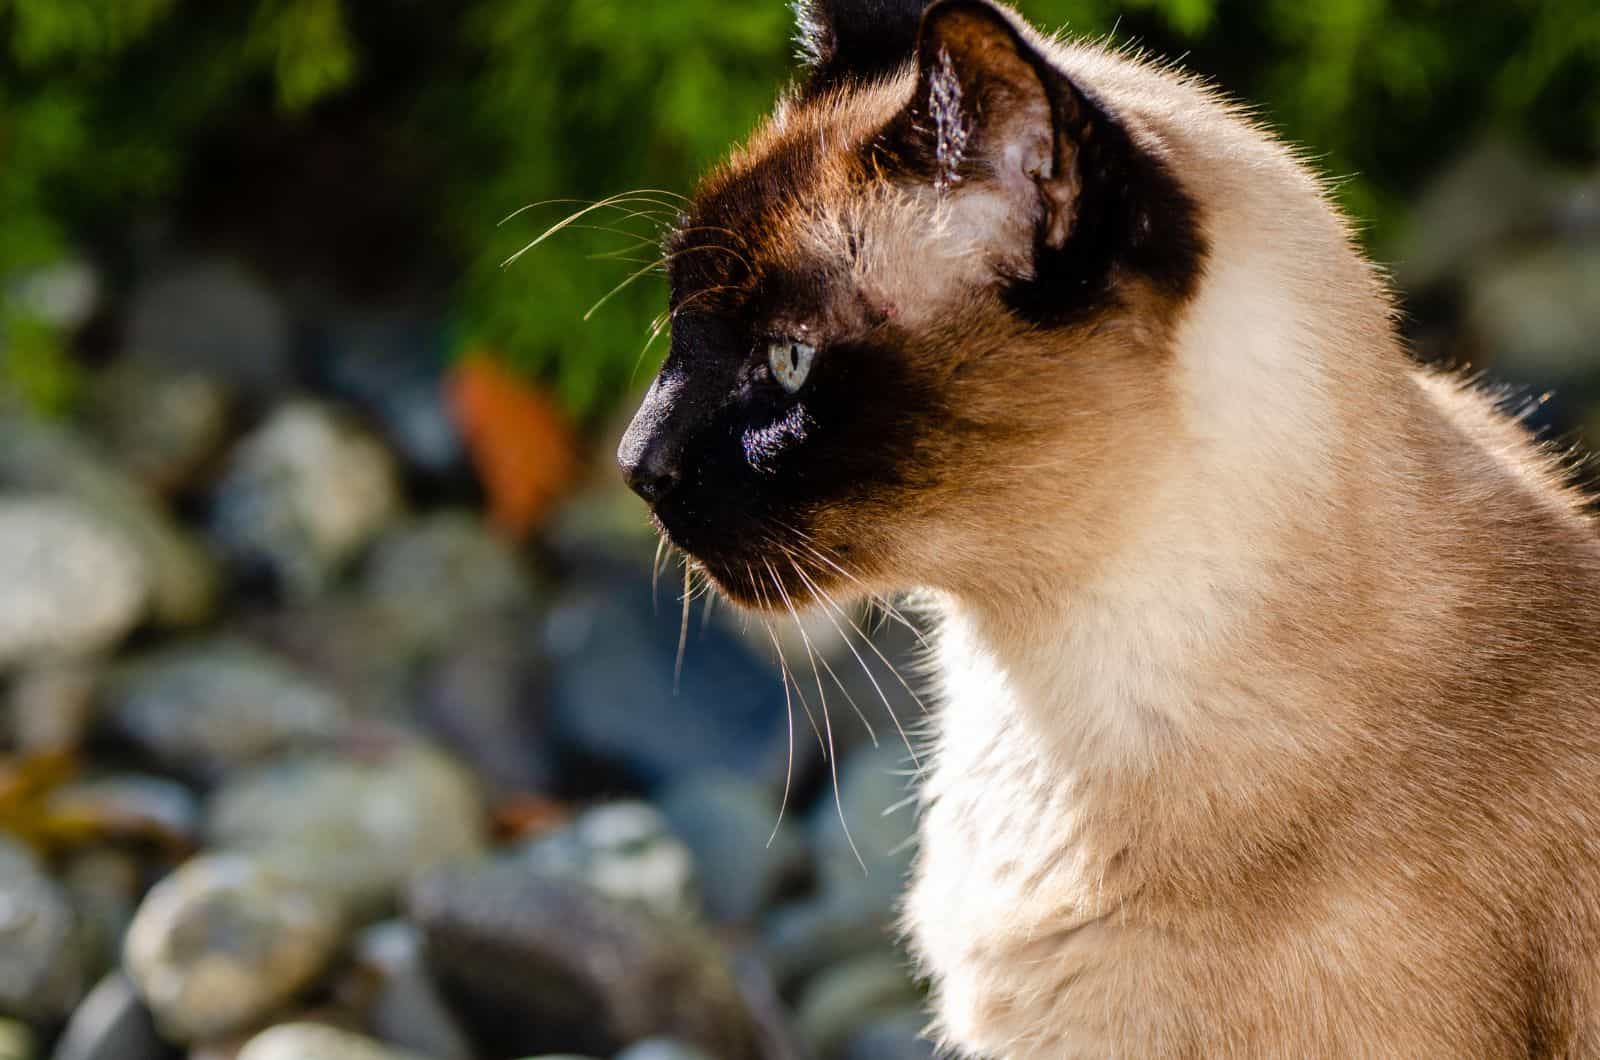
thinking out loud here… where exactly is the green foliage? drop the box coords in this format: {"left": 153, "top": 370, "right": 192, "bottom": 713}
{"left": 1, "top": 0, "right": 1597, "bottom": 419}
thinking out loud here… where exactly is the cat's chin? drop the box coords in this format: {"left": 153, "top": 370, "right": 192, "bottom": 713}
{"left": 670, "top": 544, "right": 843, "bottom": 616}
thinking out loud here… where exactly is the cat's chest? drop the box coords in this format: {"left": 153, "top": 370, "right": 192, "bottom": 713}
{"left": 904, "top": 678, "right": 1161, "bottom": 1056}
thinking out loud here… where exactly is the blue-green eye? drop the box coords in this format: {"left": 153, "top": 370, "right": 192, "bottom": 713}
{"left": 768, "top": 339, "right": 815, "bottom": 393}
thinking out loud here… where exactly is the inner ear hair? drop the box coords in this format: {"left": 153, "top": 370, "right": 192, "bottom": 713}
{"left": 917, "top": 0, "right": 1095, "bottom": 249}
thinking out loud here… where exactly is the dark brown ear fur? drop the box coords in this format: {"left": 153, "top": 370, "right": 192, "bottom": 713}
{"left": 795, "top": 0, "right": 929, "bottom": 92}
{"left": 874, "top": 0, "right": 1206, "bottom": 326}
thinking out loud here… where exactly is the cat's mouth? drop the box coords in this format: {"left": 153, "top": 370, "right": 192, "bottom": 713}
{"left": 652, "top": 511, "right": 833, "bottom": 614}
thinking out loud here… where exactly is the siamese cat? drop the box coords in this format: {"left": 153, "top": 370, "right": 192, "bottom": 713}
{"left": 617, "top": 0, "right": 1600, "bottom": 1055}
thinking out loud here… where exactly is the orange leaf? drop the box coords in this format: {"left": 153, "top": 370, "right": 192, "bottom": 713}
{"left": 448, "top": 353, "right": 578, "bottom": 538}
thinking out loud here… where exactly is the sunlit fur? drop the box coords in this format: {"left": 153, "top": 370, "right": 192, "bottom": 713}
{"left": 621, "top": 1, "right": 1600, "bottom": 1055}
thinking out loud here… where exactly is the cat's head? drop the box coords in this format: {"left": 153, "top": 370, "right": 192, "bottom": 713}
{"left": 619, "top": 0, "right": 1206, "bottom": 608}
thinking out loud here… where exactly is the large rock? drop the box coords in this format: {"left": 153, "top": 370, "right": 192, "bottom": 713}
{"left": 0, "top": 416, "right": 218, "bottom": 627}
{"left": 0, "top": 499, "right": 147, "bottom": 667}
{"left": 205, "top": 743, "right": 486, "bottom": 919}
{"left": 123, "top": 854, "right": 342, "bottom": 1043}
{"left": 0, "top": 836, "right": 84, "bottom": 1022}
{"left": 409, "top": 863, "right": 762, "bottom": 1060}
{"left": 209, "top": 402, "right": 402, "bottom": 598}
{"left": 543, "top": 568, "right": 790, "bottom": 793}
{"left": 104, "top": 639, "right": 348, "bottom": 775}
{"left": 516, "top": 802, "right": 697, "bottom": 920}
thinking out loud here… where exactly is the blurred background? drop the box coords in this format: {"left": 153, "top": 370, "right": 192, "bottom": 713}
{"left": 0, "top": 2, "right": 1596, "bottom": 1059}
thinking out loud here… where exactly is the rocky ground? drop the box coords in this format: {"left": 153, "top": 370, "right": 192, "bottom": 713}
{"left": 0, "top": 256, "right": 930, "bottom": 1059}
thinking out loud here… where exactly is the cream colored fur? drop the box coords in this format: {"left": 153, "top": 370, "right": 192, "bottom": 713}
{"left": 896, "top": 32, "right": 1600, "bottom": 1060}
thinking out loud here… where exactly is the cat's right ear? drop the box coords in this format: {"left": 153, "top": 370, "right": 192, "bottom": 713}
{"left": 795, "top": 0, "right": 930, "bottom": 92}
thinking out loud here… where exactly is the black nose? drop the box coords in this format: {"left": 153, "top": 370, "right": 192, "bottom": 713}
{"left": 619, "top": 441, "right": 682, "bottom": 504}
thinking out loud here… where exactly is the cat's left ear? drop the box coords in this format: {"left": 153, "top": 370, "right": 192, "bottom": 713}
{"left": 795, "top": 0, "right": 930, "bottom": 91}
{"left": 901, "top": 0, "right": 1114, "bottom": 251}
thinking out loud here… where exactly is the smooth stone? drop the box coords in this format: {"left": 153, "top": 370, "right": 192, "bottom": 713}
{"left": 5, "top": 663, "right": 99, "bottom": 753}
{"left": 206, "top": 744, "right": 486, "bottom": 919}
{"left": 518, "top": 802, "right": 697, "bottom": 919}
{"left": 363, "top": 511, "right": 533, "bottom": 647}
{"left": 0, "top": 836, "right": 84, "bottom": 1022}
{"left": 410, "top": 863, "right": 762, "bottom": 1060}
{"left": 659, "top": 773, "right": 810, "bottom": 925}
{"left": 209, "top": 401, "right": 403, "bottom": 599}
{"left": 60, "top": 850, "right": 143, "bottom": 984}
{"left": 839, "top": 1008, "right": 937, "bottom": 1060}
{"left": 614, "top": 1039, "right": 717, "bottom": 1060}
{"left": 236, "top": 1023, "right": 426, "bottom": 1060}
{"left": 123, "top": 854, "right": 342, "bottom": 1043}
{"left": 51, "top": 973, "right": 169, "bottom": 1060}
{"left": 0, "top": 498, "right": 147, "bottom": 666}
{"left": 543, "top": 569, "right": 789, "bottom": 793}
{"left": 123, "top": 259, "right": 292, "bottom": 400}
{"left": 412, "top": 615, "right": 556, "bottom": 795}
{"left": 83, "top": 365, "right": 231, "bottom": 496}
{"left": 0, "top": 416, "right": 218, "bottom": 627}
{"left": 105, "top": 639, "right": 348, "bottom": 775}
{"left": 348, "top": 922, "right": 473, "bottom": 1060}
{"left": 794, "top": 953, "right": 921, "bottom": 1058}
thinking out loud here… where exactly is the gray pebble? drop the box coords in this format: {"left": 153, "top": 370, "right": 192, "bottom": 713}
{"left": 123, "top": 854, "right": 342, "bottom": 1042}
{"left": 105, "top": 639, "right": 348, "bottom": 775}
{"left": 209, "top": 401, "right": 402, "bottom": 599}
{"left": 206, "top": 744, "right": 485, "bottom": 919}
{"left": 410, "top": 862, "right": 761, "bottom": 1059}
{"left": 0, "top": 836, "right": 84, "bottom": 1022}
{"left": 0, "top": 498, "right": 147, "bottom": 666}
{"left": 50, "top": 973, "right": 168, "bottom": 1060}
{"left": 519, "top": 802, "right": 697, "bottom": 919}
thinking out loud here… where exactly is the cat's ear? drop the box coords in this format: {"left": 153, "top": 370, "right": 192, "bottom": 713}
{"left": 794, "top": 0, "right": 929, "bottom": 91}
{"left": 903, "top": 0, "right": 1109, "bottom": 251}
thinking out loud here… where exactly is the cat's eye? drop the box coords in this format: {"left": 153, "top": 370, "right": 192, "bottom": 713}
{"left": 767, "top": 339, "right": 816, "bottom": 393}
